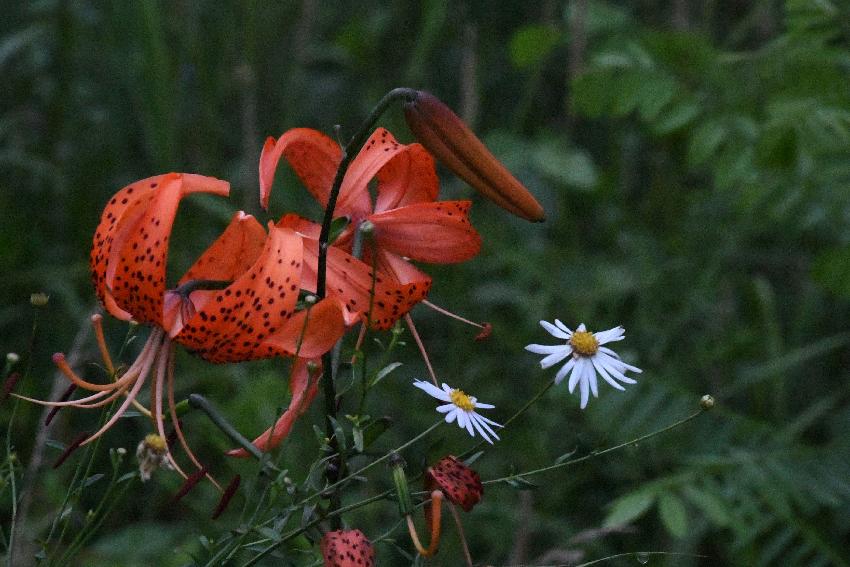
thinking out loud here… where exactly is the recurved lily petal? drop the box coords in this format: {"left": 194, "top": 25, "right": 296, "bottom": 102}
{"left": 334, "top": 128, "right": 409, "bottom": 218}
{"left": 403, "top": 90, "right": 545, "bottom": 222}
{"left": 263, "top": 296, "right": 346, "bottom": 359}
{"left": 368, "top": 200, "right": 481, "bottom": 263}
{"left": 179, "top": 211, "right": 267, "bottom": 285}
{"left": 91, "top": 173, "right": 230, "bottom": 325}
{"left": 175, "top": 225, "right": 304, "bottom": 362}
{"left": 375, "top": 142, "right": 439, "bottom": 211}
{"left": 277, "top": 215, "right": 431, "bottom": 329}
{"left": 227, "top": 358, "right": 320, "bottom": 456}
{"left": 260, "top": 128, "right": 341, "bottom": 211}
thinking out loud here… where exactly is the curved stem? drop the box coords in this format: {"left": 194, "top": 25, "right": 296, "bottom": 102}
{"left": 484, "top": 407, "right": 708, "bottom": 485}
{"left": 315, "top": 87, "right": 418, "bottom": 527}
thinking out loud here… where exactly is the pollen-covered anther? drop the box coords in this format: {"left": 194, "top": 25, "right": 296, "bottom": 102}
{"left": 136, "top": 433, "right": 173, "bottom": 482}
{"left": 569, "top": 330, "right": 599, "bottom": 357}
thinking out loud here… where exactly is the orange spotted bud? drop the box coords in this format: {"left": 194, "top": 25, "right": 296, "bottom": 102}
{"left": 321, "top": 529, "right": 376, "bottom": 567}
{"left": 403, "top": 90, "right": 545, "bottom": 222}
{"left": 425, "top": 455, "right": 483, "bottom": 512}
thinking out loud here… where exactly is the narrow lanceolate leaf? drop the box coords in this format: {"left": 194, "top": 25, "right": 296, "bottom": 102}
{"left": 603, "top": 489, "right": 656, "bottom": 527}
{"left": 403, "top": 90, "right": 545, "bottom": 222}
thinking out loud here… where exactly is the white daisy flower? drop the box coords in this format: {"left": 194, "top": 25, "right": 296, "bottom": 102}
{"left": 412, "top": 380, "right": 502, "bottom": 444}
{"left": 525, "top": 321, "right": 642, "bottom": 409}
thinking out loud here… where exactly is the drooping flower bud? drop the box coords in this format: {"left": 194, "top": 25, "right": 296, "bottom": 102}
{"left": 403, "top": 90, "right": 545, "bottom": 222}
{"left": 425, "top": 455, "right": 483, "bottom": 512}
{"left": 320, "top": 529, "right": 376, "bottom": 567}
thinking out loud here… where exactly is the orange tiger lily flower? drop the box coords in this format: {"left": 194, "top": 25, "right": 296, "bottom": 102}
{"left": 25, "top": 173, "right": 345, "bottom": 485}
{"left": 260, "top": 127, "right": 481, "bottom": 327}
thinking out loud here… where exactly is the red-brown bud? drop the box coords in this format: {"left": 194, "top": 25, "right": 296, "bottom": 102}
{"left": 425, "top": 455, "right": 483, "bottom": 512}
{"left": 321, "top": 529, "right": 376, "bottom": 567}
{"left": 404, "top": 90, "right": 545, "bottom": 222}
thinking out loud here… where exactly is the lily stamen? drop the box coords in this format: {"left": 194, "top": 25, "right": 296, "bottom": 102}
{"left": 90, "top": 314, "right": 115, "bottom": 376}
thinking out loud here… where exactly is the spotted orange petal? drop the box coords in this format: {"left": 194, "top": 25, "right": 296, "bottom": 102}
{"left": 367, "top": 200, "right": 481, "bottom": 263}
{"left": 334, "top": 128, "right": 408, "bottom": 219}
{"left": 263, "top": 297, "right": 346, "bottom": 359}
{"left": 178, "top": 211, "right": 266, "bottom": 285}
{"left": 227, "top": 357, "right": 320, "bottom": 457}
{"left": 92, "top": 173, "right": 230, "bottom": 326}
{"left": 300, "top": 239, "right": 430, "bottom": 330}
{"left": 174, "top": 225, "right": 303, "bottom": 363}
{"left": 259, "top": 128, "right": 341, "bottom": 211}
{"left": 321, "top": 529, "right": 376, "bottom": 567}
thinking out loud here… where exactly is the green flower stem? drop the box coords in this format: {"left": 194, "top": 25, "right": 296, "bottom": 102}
{"left": 483, "top": 406, "right": 708, "bottom": 486}
{"left": 315, "top": 87, "right": 418, "bottom": 527}
{"left": 240, "top": 420, "right": 443, "bottom": 565}
{"left": 458, "top": 378, "right": 555, "bottom": 460}
{"left": 188, "top": 394, "right": 268, "bottom": 464}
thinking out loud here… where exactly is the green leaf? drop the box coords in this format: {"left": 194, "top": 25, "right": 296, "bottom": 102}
{"left": 370, "top": 362, "right": 402, "bottom": 387}
{"left": 813, "top": 246, "right": 850, "bottom": 298}
{"left": 509, "top": 25, "right": 561, "bottom": 70}
{"left": 687, "top": 120, "right": 727, "bottom": 167}
{"left": 658, "top": 493, "right": 688, "bottom": 538}
{"left": 604, "top": 490, "right": 656, "bottom": 527}
{"left": 652, "top": 100, "right": 700, "bottom": 135}
{"left": 682, "top": 485, "right": 730, "bottom": 527}
{"left": 532, "top": 143, "right": 597, "bottom": 189}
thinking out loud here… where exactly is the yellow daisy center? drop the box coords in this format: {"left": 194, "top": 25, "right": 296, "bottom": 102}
{"left": 144, "top": 433, "right": 167, "bottom": 453}
{"left": 450, "top": 389, "right": 475, "bottom": 411}
{"left": 570, "top": 330, "right": 599, "bottom": 357}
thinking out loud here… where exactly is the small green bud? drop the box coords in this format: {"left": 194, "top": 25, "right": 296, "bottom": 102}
{"left": 390, "top": 454, "right": 413, "bottom": 517}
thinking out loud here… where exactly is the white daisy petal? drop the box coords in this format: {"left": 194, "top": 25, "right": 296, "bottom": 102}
{"left": 525, "top": 343, "right": 567, "bottom": 355}
{"left": 540, "top": 320, "right": 570, "bottom": 339}
{"left": 464, "top": 412, "right": 475, "bottom": 437}
{"left": 554, "top": 319, "right": 573, "bottom": 335}
{"left": 436, "top": 403, "right": 456, "bottom": 413}
{"left": 414, "top": 380, "right": 451, "bottom": 401}
{"left": 530, "top": 319, "right": 641, "bottom": 409}
{"left": 445, "top": 409, "right": 458, "bottom": 424}
{"left": 475, "top": 415, "right": 501, "bottom": 440}
{"left": 579, "top": 372, "right": 590, "bottom": 409}
{"left": 476, "top": 414, "right": 503, "bottom": 428}
{"left": 591, "top": 356, "right": 626, "bottom": 391}
{"left": 554, "top": 357, "right": 576, "bottom": 385}
{"left": 594, "top": 326, "right": 625, "bottom": 344}
{"left": 469, "top": 414, "right": 493, "bottom": 444}
{"left": 474, "top": 402, "right": 495, "bottom": 409}
{"left": 568, "top": 358, "right": 585, "bottom": 393}
{"left": 588, "top": 367, "right": 599, "bottom": 398}
{"left": 539, "top": 348, "right": 572, "bottom": 369}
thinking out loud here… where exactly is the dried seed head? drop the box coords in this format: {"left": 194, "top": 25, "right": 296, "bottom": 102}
{"left": 425, "top": 455, "right": 483, "bottom": 512}
{"left": 320, "top": 529, "right": 376, "bottom": 567}
{"left": 404, "top": 90, "right": 545, "bottom": 222}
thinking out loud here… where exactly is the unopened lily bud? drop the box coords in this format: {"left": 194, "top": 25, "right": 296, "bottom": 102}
{"left": 403, "top": 90, "right": 545, "bottom": 222}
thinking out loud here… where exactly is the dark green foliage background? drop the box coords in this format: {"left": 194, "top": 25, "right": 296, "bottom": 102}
{"left": 2, "top": 1, "right": 850, "bottom": 565}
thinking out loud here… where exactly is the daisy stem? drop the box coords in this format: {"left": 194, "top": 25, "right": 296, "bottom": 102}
{"left": 315, "top": 87, "right": 418, "bottom": 527}
{"left": 187, "top": 394, "right": 270, "bottom": 465}
{"left": 482, "top": 406, "right": 708, "bottom": 485}
{"left": 458, "top": 379, "right": 555, "bottom": 460}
